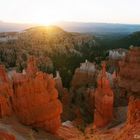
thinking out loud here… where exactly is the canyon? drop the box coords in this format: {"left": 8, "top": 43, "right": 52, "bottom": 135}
{"left": 0, "top": 44, "right": 139, "bottom": 140}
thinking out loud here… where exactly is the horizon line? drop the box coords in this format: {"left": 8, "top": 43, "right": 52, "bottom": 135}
{"left": 0, "top": 20, "right": 140, "bottom": 26}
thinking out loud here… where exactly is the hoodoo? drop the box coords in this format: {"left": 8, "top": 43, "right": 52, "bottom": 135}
{"left": 12, "top": 56, "right": 62, "bottom": 133}
{"left": 94, "top": 62, "right": 114, "bottom": 127}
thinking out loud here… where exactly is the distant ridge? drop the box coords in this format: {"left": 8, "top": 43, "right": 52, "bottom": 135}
{"left": 0, "top": 20, "right": 140, "bottom": 34}
{"left": 55, "top": 21, "right": 140, "bottom": 34}
{"left": 0, "top": 21, "right": 35, "bottom": 32}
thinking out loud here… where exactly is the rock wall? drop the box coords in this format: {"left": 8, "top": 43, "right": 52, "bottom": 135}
{"left": 12, "top": 57, "right": 62, "bottom": 133}
{"left": 114, "top": 47, "right": 140, "bottom": 140}
{"left": 118, "top": 47, "right": 140, "bottom": 97}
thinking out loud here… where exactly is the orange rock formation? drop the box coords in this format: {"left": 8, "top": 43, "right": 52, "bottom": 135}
{"left": 12, "top": 56, "right": 62, "bottom": 133}
{"left": 114, "top": 97, "right": 140, "bottom": 140}
{"left": 94, "top": 62, "right": 114, "bottom": 127}
{"left": 0, "top": 65, "right": 13, "bottom": 118}
{"left": 118, "top": 47, "right": 140, "bottom": 97}
{"left": 0, "top": 131, "right": 16, "bottom": 140}
{"left": 127, "top": 97, "right": 140, "bottom": 125}
{"left": 114, "top": 47, "right": 140, "bottom": 140}
{"left": 71, "top": 60, "right": 97, "bottom": 88}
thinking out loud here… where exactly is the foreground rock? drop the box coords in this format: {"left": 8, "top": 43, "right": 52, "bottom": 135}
{"left": 114, "top": 97, "right": 140, "bottom": 140}
{"left": 12, "top": 57, "right": 62, "bottom": 133}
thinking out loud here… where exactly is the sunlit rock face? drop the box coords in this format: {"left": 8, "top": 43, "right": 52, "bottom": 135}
{"left": 114, "top": 47, "right": 140, "bottom": 140}
{"left": 12, "top": 56, "right": 62, "bottom": 133}
{"left": 94, "top": 62, "right": 114, "bottom": 128}
{"left": 0, "top": 65, "right": 13, "bottom": 118}
{"left": 71, "top": 60, "right": 97, "bottom": 89}
{"left": 118, "top": 47, "right": 140, "bottom": 97}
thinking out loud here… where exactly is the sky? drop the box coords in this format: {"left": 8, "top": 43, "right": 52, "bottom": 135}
{"left": 0, "top": 0, "right": 140, "bottom": 25}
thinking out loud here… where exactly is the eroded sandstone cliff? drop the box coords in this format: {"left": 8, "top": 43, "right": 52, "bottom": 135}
{"left": 12, "top": 56, "right": 62, "bottom": 133}
{"left": 114, "top": 47, "right": 140, "bottom": 140}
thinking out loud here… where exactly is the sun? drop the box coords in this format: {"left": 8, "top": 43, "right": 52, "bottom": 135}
{"left": 36, "top": 19, "right": 56, "bottom": 26}
{"left": 32, "top": 19, "right": 55, "bottom": 26}
{"left": 31, "top": 14, "right": 61, "bottom": 26}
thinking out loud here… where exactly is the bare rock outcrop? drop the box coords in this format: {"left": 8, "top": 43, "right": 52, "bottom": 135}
{"left": 114, "top": 47, "right": 140, "bottom": 140}
{"left": 94, "top": 62, "right": 114, "bottom": 128}
{"left": 0, "top": 65, "right": 13, "bottom": 118}
{"left": 12, "top": 56, "right": 62, "bottom": 133}
{"left": 71, "top": 60, "right": 97, "bottom": 88}
{"left": 118, "top": 47, "right": 140, "bottom": 97}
